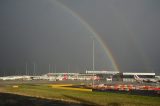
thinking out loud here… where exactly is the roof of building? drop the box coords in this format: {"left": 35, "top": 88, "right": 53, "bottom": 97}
{"left": 86, "top": 70, "right": 119, "bottom": 74}
{"left": 122, "top": 72, "right": 155, "bottom": 75}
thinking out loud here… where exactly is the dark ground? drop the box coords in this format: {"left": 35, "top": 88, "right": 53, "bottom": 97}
{"left": 0, "top": 92, "right": 94, "bottom": 106}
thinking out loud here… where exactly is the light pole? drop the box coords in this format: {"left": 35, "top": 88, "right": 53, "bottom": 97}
{"left": 54, "top": 64, "right": 56, "bottom": 73}
{"left": 49, "top": 64, "right": 51, "bottom": 73}
{"left": 33, "top": 63, "right": 36, "bottom": 76}
{"left": 92, "top": 38, "right": 95, "bottom": 87}
{"left": 26, "top": 63, "right": 28, "bottom": 75}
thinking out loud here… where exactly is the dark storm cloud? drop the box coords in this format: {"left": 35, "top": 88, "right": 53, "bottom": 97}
{"left": 0, "top": 0, "right": 160, "bottom": 75}
{"left": 59, "top": 0, "right": 160, "bottom": 73}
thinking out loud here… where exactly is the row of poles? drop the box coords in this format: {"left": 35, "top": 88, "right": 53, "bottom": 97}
{"left": 25, "top": 63, "right": 57, "bottom": 76}
{"left": 25, "top": 64, "right": 76, "bottom": 76}
{"left": 23, "top": 38, "right": 95, "bottom": 78}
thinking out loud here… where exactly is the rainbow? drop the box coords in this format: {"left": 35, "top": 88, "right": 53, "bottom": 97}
{"left": 108, "top": 5, "right": 151, "bottom": 71}
{"left": 53, "top": 1, "right": 120, "bottom": 72}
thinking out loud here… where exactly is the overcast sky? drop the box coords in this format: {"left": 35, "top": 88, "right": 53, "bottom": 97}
{"left": 0, "top": 0, "right": 160, "bottom": 75}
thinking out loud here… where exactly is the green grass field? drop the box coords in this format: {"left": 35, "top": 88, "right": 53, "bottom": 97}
{"left": 0, "top": 84, "right": 160, "bottom": 106}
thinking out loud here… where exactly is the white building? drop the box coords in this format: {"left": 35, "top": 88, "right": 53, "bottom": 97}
{"left": 121, "top": 72, "right": 156, "bottom": 82}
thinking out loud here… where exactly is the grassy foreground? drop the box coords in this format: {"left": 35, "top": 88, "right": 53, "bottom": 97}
{"left": 0, "top": 84, "right": 160, "bottom": 106}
